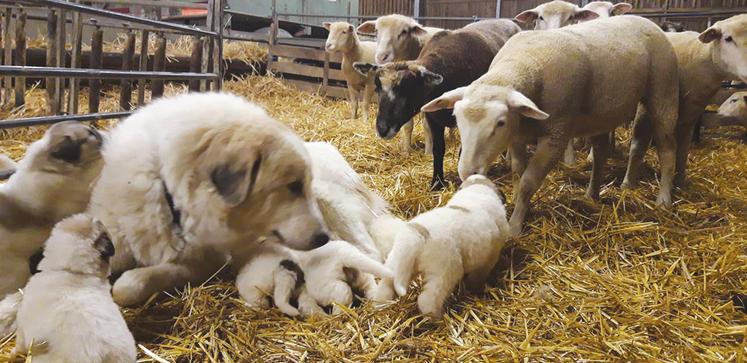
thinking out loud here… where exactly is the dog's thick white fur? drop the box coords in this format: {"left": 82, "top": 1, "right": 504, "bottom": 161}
{"left": 237, "top": 240, "right": 392, "bottom": 316}
{"left": 0, "top": 153, "right": 16, "bottom": 174}
{"left": 0, "top": 121, "right": 104, "bottom": 299}
{"left": 375, "top": 175, "right": 510, "bottom": 317}
{"left": 13, "top": 214, "right": 136, "bottom": 363}
{"left": 88, "top": 92, "right": 329, "bottom": 307}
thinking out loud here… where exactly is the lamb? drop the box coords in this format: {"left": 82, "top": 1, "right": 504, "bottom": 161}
{"left": 422, "top": 15, "right": 679, "bottom": 236}
{"left": 357, "top": 14, "right": 443, "bottom": 154}
{"left": 354, "top": 19, "right": 521, "bottom": 189}
{"left": 12, "top": 214, "right": 136, "bottom": 363}
{"left": 324, "top": 22, "right": 377, "bottom": 121}
{"left": 717, "top": 91, "right": 747, "bottom": 126}
{"left": 0, "top": 121, "right": 104, "bottom": 299}
{"left": 514, "top": 1, "right": 599, "bottom": 30}
{"left": 623, "top": 14, "right": 747, "bottom": 188}
{"left": 236, "top": 240, "right": 392, "bottom": 316}
{"left": 373, "top": 175, "right": 509, "bottom": 317}
{"left": 582, "top": 1, "right": 633, "bottom": 19}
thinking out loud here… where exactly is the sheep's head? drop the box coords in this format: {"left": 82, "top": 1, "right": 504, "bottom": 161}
{"left": 515, "top": 0, "right": 598, "bottom": 29}
{"left": 699, "top": 14, "right": 747, "bottom": 83}
{"left": 357, "top": 14, "right": 428, "bottom": 64}
{"left": 323, "top": 21, "right": 356, "bottom": 53}
{"left": 581, "top": 1, "right": 632, "bottom": 20}
{"left": 354, "top": 61, "right": 442, "bottom": 140}
{"left": 717, "top": 91, "right": 747, "bottom": 125}
{"left": 422, "top": 85, "right": 548, "bottom": 181}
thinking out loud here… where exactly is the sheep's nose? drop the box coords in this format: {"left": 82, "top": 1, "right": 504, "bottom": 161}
{"left": 376, "top": 53, "right": 391, "bottom": 64}
{"left": 325, "top": 43, "right": 333, "bottom": 51}
{"left": 311, "top": 232, "right": 329, "bottom": 248}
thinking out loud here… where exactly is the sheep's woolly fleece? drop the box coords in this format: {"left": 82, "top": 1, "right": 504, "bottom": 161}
{"left": 1, "top": 75, "right": 746, "bottom": 362}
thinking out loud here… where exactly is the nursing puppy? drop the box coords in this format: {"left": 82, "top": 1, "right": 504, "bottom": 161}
{"left": 236, "top": 240, "right": 392, "bottom": 316}
{"left": 375, "top": 175, "right": 509, "bottom": 317}
{"left": 89, "top": 93, "right": 329, "bottom": 307}
{"left": 0, "top": 121, "right": 104, "bottom": 299}
{"left": 13, "top": 214, "right": 136, "bottom": 363}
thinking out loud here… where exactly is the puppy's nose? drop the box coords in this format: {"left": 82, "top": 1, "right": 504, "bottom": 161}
{"left": 311, "top": 232, "right": 329, "bottom": 248}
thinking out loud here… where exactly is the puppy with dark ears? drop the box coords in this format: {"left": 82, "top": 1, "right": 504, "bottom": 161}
{"left": 12, "top": 214, "right": 136, "bottom": 363}
{"left": 0, "top": 121, "right": 104, "bottom": 299}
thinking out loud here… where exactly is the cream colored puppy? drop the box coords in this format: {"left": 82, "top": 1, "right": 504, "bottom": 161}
{"left": 13, "top": 214, "right": 136, "bottom": 363}
{"left": 237, "top": 240, "right": 392, "bottom": 316}
{"left": 88, "top": 92, "right": 329, "bottom": 307}
{"left": 0, "top": 121, "right": 104, "bottom": 299}
{"left": 0, "top": 153, "right": 16, "bottom": 177}
{"left": 375, "top": 175, "right": 510, "bottom": 317}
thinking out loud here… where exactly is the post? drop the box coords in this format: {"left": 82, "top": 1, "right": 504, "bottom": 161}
{"left": 189, "top": 36, "right": 203, "bottom": 92}
{"left": 151, "top": 32, "right": 166, "bottom": 98}
{"left": 267, "top": 0, "right": 277, "bottom": 71}
{"left": 119, "top": 29, "right": 136, "bottom": 111}
{"left": 212, "top": 0, "right": 223, "bottom": 90}
{"left": 322, "top": 51, "right": 329, "bottom": 96}
{"left": 89, "top": 24, "right": 103, "bottom": 113}
{"left": 45, "top": 9, "right": 57, "bottom": 113}
{"left": 137, "top": 30, "right": 149, "bottom": 105}
{"left": 54, "top": 9, "right": 65, "bottom": 113}
{"left": 414, "top": 0, "right": 420, "bottom": 19}
{"left": 201, "top": 0, "right": 215, "bottom": 91}
{"left": 14, "top": 8, "right": 26, "bottom": 107}
{"left": 495, "top": 0, "right": 501, "bottom": 18}
{"left": 3, "top": 8, "right": 12, "bottom": 108}
{"left": 68, "top": 4, "right": 83, "bottom": 114}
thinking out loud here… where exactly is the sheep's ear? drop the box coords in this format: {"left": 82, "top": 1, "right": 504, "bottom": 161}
{"left": 410, "top": 23, "right": 428, "bottom": 37}
{"left": 211, "top": 154, "right": 262, "bottom": 207}
{"left": 421, "top": 87, "right": 466, "bottom": 113}
{"left": 322, "top": 22, "right": 332, "bottom": 31}
{"left": 357, "top": 20, "right": 376, "bottom": 34}
{"left": 611, "top": 2, "right": 633, "bottom": 15}
{"left": 573, "top": 9, "right": 599, "bottom": 22}
{"left": 508, "top": 91, "right": 549, "bottom": 120}
{"left": 418, "top": 67, "right": 443, "bottom": 87}
{"left": 699, "top": 26, "right": 722, "bottom": 43}
{"left": 514, "top": 9, "right": 538, "bottom": 23}
{"left": 353, "top": 62, "right": 379, "bottom": 76}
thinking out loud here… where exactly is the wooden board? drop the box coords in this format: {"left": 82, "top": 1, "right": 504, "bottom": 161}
{"left": 270, "top": 61, "right": 345, "bottom": 82}
{"left": 283, "top": 78, "right": 348, "bottom": 99}
{"left": 271, "top": 44, "right": 342, "bottom": 63}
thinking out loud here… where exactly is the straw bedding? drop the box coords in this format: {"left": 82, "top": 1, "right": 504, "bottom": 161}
{"left": 0, "top": 75, "right": 745, "bottom": 362}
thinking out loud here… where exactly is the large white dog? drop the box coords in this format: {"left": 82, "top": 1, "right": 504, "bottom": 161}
{"left": 13, "top": 214, "right": 136, "bottom": 363}
{"left": 88, "top": 92, "right": 330, "bottom": 306}
{"left": 0, "top": 121, "right": 104, "bottom": 299}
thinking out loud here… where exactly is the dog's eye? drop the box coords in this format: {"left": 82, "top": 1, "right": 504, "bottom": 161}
{"left": 399, "top": 29, "right": 407, "bottom": 37}
{"left": 539, "top": 16, "right": 544, "bottom": 21}
{"left": 724, "top": 35, "right": 733, "bottom": 43}
{"left": 288, "top": 180, "right": 304, "bottom": 196}
{"left": 496, "top": 120, "right": 506, "bottom": 127}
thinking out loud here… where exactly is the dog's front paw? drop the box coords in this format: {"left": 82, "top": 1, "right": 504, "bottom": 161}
{"left": 112, "top": 269, "right": 154, "bottom": 307}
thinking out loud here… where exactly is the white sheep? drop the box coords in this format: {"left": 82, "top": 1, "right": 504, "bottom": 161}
{"left": 717, "top": 91, "right": 747, "bottom": 127}
{"left": 514, "top": 1, "right": 599, "bottom": 30}
{"left": 373, "top": 175, "right": 509, "bottom": 317}
{"left": 13, "top": 214, "right": 136, "bottom": 363}
{"left": 324, "top": 21, "right": 377, "bottom": 121}
{"left": 625, "top": 14, "right": 747, "bottom": 188}
{"left": 357, "top": 14, "right": 443, "bottom": 154}
{"left": 422, "top": 16, "right": 680, "bottom": 236}
{"left": 582, "top": 1, "right": 633, "bottom": 19}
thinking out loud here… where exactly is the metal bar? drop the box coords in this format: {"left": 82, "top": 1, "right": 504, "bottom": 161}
{"left": 83, "top": 0, "right": 207, "bottom": 9}
{"left": 68, "top": 2, "right": 83, "bottom": 114}
{"left": 3, "top": 0, "right": 218, "bottom": 37}
{"left": 212, "top": 0, "right": 223, "bottom": 90}
{"left": 45, "top": 9, "right": 56, "bottom": 113}
{"left": 89, "top": 25, "right": 102, "bottom": 113}
{"left": 2, "top": 8, "right": 11, "bottom": 108}
{"left": 189, "top": 37, "right": 203, "bottom": 91}
{"left": 496, "top": 0, "right": 501, "bottom": 18}
{"left": 0, "top": 111, "right": 132, "bottom": 129}
{"left": 137, "top": 29, "right": 149, "bottom": 105}
{"left": 413, "top": 0, "right": 420, "bottom": 19}
{"left": 201, "top": 0, "right": 214, "bottom": 91}
{"left": 54, "top": 7, "right": 64, "bottom": 113}
{"left": 0, "top": 66, "right": 219, "bottom": 80}
{"left": 151, "top": 32, "right": 165, "bottom": 98}
{"left": 13, "top": 7, "right": 25, "bottom": 107}
{"left": 119, "top": 29, "right": 135, "bottom": 110}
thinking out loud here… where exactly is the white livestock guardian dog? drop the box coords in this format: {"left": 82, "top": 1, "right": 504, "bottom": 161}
{"left": 0, "top": 121, "right": 104, "bottom": 299}
{"left": 13, "top": 214, "right": 136, "bottom": 363}
{"left": 88, "top": 92, "right": 329, "bottom": 307}
{"left": 374, "top": 175, "right": 510, "bottom": 317}
{"left": 236, "top": 240, "right": 392, "bottom": 316}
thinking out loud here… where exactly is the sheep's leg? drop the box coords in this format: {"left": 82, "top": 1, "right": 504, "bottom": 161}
{"left": 348, "top": 87, "right": 359, "bottom": 119}
{"left": 424, "top": 120, "right": 433, "bottom": 155}
{"left": 418, "top": 261, "right": 463, "bottom": 318}
{"left": 509, "top": 142, "right": 529, "bottom": 193}
{"left": 586, "top": 133, "right": 610, "bottom": 200}
{"left": 297, "top": 286, "right": 325, "bottom": 316}
{"left": 649, "top": 106, "right": 679, "bottom": 209}
{"left": 622, "top": 105, "right": 652, "bottom": 188}
{"left": 509, "top": 136, "right": 565, "bottom": 237}
{"left": 362, "top": 83, "right": 375, "bottom": 121}
{"left": 562, "top": 139, "right": 575, "bottom": 165}
{"left": 428, "top": 117, "right": 447, "bottom": 190}
{"left": 674, "top": 111, "right": 700, "bottom": 188}
{"left": 400, "top": 120, "right": 414, "bottom": 154}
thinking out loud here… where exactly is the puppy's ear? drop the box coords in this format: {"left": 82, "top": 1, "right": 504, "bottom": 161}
{"left": 93, "top": 231, "right": 115, "bottom": 261}
{"left": 211, "top": 154, "right": 262, "bottom": 207}
{"left": 28, "top": 248, "right": 44, "bottom": 274}
{"left": 50, "top": 135, "right": 81, "bottom": 163}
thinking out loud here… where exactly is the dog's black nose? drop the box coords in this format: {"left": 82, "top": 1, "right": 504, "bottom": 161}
{"left": 312, "top": 232, "right": 330, "bottom": 248}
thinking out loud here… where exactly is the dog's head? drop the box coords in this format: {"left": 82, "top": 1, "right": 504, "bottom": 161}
{"left": 21, "top": 121, "right": 104, "bottom": 176}
{"left": 37, "top": 214, "right": 114, "bottom": 278}
{"left": 459, "top": 174, "right": 506, "bottom": 203}
{"left": 158, "top": 93, "right": 329, "bottom": 253}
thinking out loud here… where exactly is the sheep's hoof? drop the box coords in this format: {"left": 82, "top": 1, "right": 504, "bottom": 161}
{"left": 674, "top": 175, "right": 689, "bottom": 189}
{"left": 656, "top": 194, "right": 672, "bottom": 209}
{"left": 430, "top": 177, "right": 447, "bottom": 191}
{"left": 620, "top": 177, "right": 638, "bottom": 189}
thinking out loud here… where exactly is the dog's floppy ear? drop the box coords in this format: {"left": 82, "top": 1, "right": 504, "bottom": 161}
{"left": 211, "top": 154, "right": 262, "bottom": 207}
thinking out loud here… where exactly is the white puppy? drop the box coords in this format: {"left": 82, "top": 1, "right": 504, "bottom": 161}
{"left": 88, "top": 92, "right": 329, "bottom": 307}
{"left": 236, "top": 240, "right": 392, "bottom": 316}
{"left": 0, "top": 121, "right": 104, "bottom": 299}
{"left": 375, "top": 175, "right": 510, "bottom": 317}
{"left": 0, "top": 153, "right": 16, "bottom": 177}
{"left": 13, "top": 214, "right": 136, "bottom": 363}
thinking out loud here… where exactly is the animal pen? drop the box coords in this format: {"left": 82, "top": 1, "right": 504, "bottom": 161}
{"left": 1, "top": 1, "right": 747, "bottom": 362}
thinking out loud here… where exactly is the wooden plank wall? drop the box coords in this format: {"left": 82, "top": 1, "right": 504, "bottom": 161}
{"left": 359, "top": 0, "right": 414, "bottom": 17}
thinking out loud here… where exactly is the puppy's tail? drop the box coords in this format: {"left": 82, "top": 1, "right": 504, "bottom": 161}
{"left": 273, "top": 260, "right": 302, "bottom": 317}
{"left": 387, "top": 223, "right": 428, "bottom": 297}
{"left": 0, "top": 154, "right": 17, "bottom": 180}
{"left": 333, "top": 241, "right": 392, "bottom": 280}
{"left": 0, "top": 292, "right": 22, "bottom": 337}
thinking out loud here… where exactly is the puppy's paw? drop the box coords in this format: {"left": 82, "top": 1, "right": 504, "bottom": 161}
{"left": 371, "top": 283, "right": 396, "bottom": 302}
{"left": 112, "top": 269, "right": 154, "bottom": 307}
